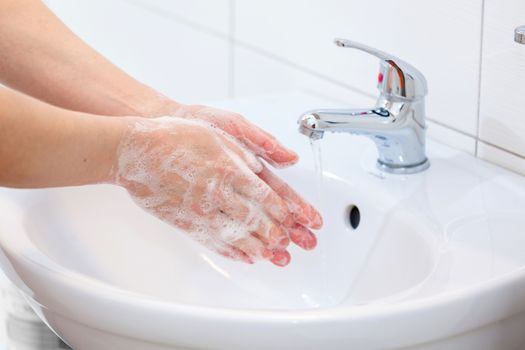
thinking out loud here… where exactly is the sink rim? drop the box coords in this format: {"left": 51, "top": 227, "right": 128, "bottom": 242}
{"left": 2, "top": 195, "right": 525, "bottom": 325}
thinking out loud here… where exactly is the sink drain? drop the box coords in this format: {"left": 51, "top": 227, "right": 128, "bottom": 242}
{"left": 346, "top": 205, "right": 361, "bottom": 229}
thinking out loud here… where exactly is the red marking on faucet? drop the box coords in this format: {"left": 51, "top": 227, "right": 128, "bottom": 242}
{"left": 378, "top": 72, "right": 384, "bottom": 83}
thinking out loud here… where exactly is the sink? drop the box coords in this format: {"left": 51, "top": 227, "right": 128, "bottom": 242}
{"left": 1, "top": 92, "right": 525, "bottom": 350}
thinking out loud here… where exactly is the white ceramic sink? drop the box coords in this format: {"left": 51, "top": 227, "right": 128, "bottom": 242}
{"left": 1, "top": 92, "right": 525, "bottom": 350}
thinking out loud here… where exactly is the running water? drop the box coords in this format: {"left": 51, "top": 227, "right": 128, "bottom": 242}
{"left": 310, "top": 138, "right": 330, "bottom": 305}
{"left": 310, "top": 138, "right": 324, "bottom": 208}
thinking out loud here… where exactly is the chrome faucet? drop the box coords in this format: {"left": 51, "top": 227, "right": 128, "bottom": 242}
{"left": 298, "top": 38, "right": 430, "bottom": 174}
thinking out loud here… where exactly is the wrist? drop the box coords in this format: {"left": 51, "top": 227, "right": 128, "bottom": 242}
{"left": 98, "top": 115, "right": 137, "bottom": 185}
{"left": 128, "top": 87, "right": 183, "bottom": 118}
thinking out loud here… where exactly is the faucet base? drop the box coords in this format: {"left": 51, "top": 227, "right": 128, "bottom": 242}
{"left": 377, "top": 158, "right": 430, "bottom": 175}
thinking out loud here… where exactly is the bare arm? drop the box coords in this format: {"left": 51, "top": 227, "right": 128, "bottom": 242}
{"left": 0, "top": 87, "right": 126, "bottom": 187}
{"left": 0, "top": 0, "right": 175, "bottom": 117}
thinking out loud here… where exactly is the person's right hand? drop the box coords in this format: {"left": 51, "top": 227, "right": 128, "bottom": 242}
{"left": 112, "top": 116, "right": 322, "bottom": 267}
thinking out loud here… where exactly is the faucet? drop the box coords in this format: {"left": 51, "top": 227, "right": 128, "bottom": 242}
{"left": 298, "top": 38, "right": 430, "bottom": 174}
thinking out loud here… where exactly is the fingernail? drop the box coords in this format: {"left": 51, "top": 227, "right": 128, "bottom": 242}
{"left": 295, "top": 211, "right": 313, "bottom": 227}
{"left": 313, "top": 211, "right": 323, "bottom": 229}
{"left": 300, "top": 232, "right": 317, "bottom": 250}
{"left": 281, "top": 148, "right": 298, "bottom": 161}
{"left": 271, "top": 250, "right": 291, "bottom": 267}
{"left": 289, "top": 149, "right": 299, "bottom": 160}
{"left": 295, "top": 208, "right": 323, "bottom": 229}
{"left": 268, "top": 148, "right": 299, "bottom": 168}
{"left": 289, "top": 225, "right": 317, "bottom": 250}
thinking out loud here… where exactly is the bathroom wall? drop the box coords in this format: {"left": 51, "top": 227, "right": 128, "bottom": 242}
{"left": 43, "top": 0, "right": 525, "bottom": 175}
{"left": 478, "top": 0, "right": 525, "bottom": 175}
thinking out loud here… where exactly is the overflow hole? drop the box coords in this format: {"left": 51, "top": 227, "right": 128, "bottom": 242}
{"left": 346, "top": 205, "right": 361, "bottom": 230}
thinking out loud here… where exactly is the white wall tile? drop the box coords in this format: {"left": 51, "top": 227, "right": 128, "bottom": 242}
{"left": 479, "top": 0, "right": 525, "bottom": 158}
{"left": 478, "top": 142, "right": 525, "bottom": 175}
{"left": 234, "top": 46, "right": 375, "bottom": 108}
{"left": 125, "top": 0, "right": 231, "bottom": 36}
{"left": 235, "top": 0, "right": 483, "bottom": 136}
{"left": 44, "top": 0, "right": 230, "bottom": 103}
{"left": 426, "top": 122, "right": 476, "bottom": 155}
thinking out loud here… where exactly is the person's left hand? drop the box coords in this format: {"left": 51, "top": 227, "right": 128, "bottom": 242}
{"left": 173, "top": 105, "right": 299, "bottom": 168}
{"left": 172, "top": 104, "right": 324, "bottom": 252}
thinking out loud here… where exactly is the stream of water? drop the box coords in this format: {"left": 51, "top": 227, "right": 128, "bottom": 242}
{"left": 310, "top": 139, "right": 324, "bottom": 208}
{"left": 310, "top": 138, "right": 332, "bottom": 305}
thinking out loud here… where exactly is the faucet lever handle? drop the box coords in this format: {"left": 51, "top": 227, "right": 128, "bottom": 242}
{"left": 334, "top": 38, "right": 427, "bottom": 100}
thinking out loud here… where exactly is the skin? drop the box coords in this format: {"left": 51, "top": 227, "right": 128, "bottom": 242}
{"left": 0, "top": 0, "right": 323, "bottom": 266}
{"left": 0, "top": 88, "right": 125, "bottom": 188}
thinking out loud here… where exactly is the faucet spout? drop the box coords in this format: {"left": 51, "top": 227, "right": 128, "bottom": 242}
{"left": 299, "top": 106, "right": 395, "bottom": 135}
{"left": 298, "top": 98, "right": 430, "bottom": 174}
{"left": 298, "top": 113, "right": 325, "bottom": 140}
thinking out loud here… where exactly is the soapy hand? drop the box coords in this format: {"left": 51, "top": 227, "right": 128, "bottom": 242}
{"left": 172, "top": 106, "right": 323, "bottom": 232}
{"left": 171, "top": 105, "right": 300, "bottom": 169}
{"left": 113, "top": 116, "right": 322, "bottom": 267}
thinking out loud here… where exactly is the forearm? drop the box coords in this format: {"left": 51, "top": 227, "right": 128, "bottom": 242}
{"left": 0, "top": 0, "right": 179, "bottom": 117}
{"left": 0, "top": 88, "right": 127, "bottom": 188}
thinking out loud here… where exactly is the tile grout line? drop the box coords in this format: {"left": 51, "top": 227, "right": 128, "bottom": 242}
{"left": 474, "top": 0, "right": 486, "bottom": 156}
{"left": 426, "top": 117, "right": 477, "bottom": 139}
{"left": 477, "top": 140, "right": 525, "bottom": 160}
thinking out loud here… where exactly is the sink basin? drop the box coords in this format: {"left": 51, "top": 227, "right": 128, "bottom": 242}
{"left": 1, "top": 92, "right": 525, "bottom": 350}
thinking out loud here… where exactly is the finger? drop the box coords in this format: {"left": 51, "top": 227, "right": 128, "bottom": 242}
{"left": 187, "top": 227, "right": 254, "bottom": 264}
{"left": 216, "top": 193, "right": 289, "bottom": 249}
{"left": 270, "top": 250, "right": 291, "bottom": 267}
{"left": 286, "top": 224, "right": 317, "bottom": 250}
{"left": 257, "top": 165, "right": 323, "bottom": 229}
{"left": 235, "top": 119, "right": 299, "bottom": 168}
{"left": 232, "top": 235, "right": 273, "bottom": 261}
{"left": 191, "top": 107, "right": 298, "bottom": 168}
{"left": 218, "top": 132, "right": 263, "bottom": 173}
{"left": 215, "top": 244, "right": 254, "bottom": 264}
{"left": 232, "top": 173, "right": 290, "bottom": 224}
{"left": 252, "top": 227, "right": 290, "bottom": 250}
{"left": 207, "top": 212, "right": 266, "bottom": 262}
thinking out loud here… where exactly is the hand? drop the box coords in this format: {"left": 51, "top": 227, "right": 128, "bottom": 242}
{"left": 173, "top": 105, "right": 323, "bottom": 234}
{"left": 170, "top": 105, "right": 299, "bottom": 169}
{"left": 113, "top": 116, "right": 322, "bottom": 267}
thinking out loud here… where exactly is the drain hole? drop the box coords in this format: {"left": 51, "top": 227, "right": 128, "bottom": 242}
{"left": 346, "top": 205, "right": 361, "bottom": 229}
